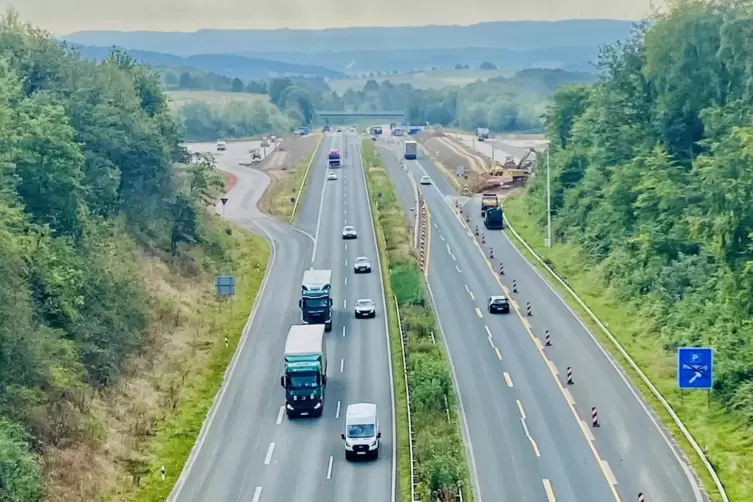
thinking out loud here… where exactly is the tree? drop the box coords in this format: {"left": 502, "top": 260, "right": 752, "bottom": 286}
{"left": 230, "top": 77, "right": 244, "bottom": 92}
{"left": 479, "top": 61, "right": 497, "bottom": 70}
{"left": 268, "top": 77, "right": 293, "bottom": 107}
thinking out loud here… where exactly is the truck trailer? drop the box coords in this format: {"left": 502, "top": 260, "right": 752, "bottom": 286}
{"left": 404, "top": 140, "right": 418, "bottom": 160}
{"left": 300, "top": 269, "right": 333, "bottom": 332}
{"left": 328, "top": 149, "right": 341, "bottom": 168}
{"left": 280, "top": 325, "right": 327, "bottom": 418}
{"left": 481, "top": 193, "right": 499, "bottom": 217}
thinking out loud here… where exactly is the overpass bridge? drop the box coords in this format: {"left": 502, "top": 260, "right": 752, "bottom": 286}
{"left": 316, "top": 110, "right": 405, "bottom": 120}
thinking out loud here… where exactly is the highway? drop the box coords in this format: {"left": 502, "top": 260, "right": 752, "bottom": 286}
{"left": 171, "top": 132, "right": 395, "bottom": 502}
{"left": 376, "top": 132, "right": 703, "bottom": 502}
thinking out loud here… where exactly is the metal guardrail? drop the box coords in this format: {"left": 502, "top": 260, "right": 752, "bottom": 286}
{"left": 395, "top": 295, "right": 420, "bottom": 502}
{"left": 502, "top": 215, "right": 728, "bottom": 502}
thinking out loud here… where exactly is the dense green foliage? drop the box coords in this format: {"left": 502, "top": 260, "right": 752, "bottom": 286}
{"left": 362, "top": 141, "right": 472, "bottom": 501}
{"left": 0, "top": 13, "right": 229, "bottom": 500}
{"left": 524, "top": 1, "right": 753, "bottom": 429}
{"left": 175, "top": 99, "right": 298, "bottom": 141}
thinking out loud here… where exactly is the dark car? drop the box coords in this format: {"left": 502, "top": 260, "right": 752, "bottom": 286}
{"left": 488, "top": 295, "right": 510, "bottom": 314}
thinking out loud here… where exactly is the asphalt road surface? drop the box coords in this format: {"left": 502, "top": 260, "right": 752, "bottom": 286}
{"left": 375, "top": 132, "right": 703, "bottom": 502}
{"left": 170, "top": 133, "right": 395, "bottom": 502}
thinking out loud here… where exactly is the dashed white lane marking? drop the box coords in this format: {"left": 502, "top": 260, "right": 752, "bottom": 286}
{"left": 336, "top": 400, "right": 341, "bottom": 419}
{"left": 456, "top": 265, "right": 462, "bottom": 272}
{"left": 516, "top": 400, "right": 527, "bottom": 419}
{"left": 340, "top": 359, "right": 344, "bottom": 372}
{"left": 601, "top": 460, "right": 618, "bottom": 485}
{"left": 342, "top": 326, "right": 346, "bottom": 337}
{"left": 251, "top": 486, "right": 263, "bottom": 502}
{"left": 495, "top": 347, "right": 503, "bottom": 360}
{"left": 446, "top": 244, "right": 452, "bottom": 254}
{"left": 475, "top": 308, "right": 483, "bottom": 318}
{"left": 542, "top": 480, "right": 556, "bottom": 501}
{"left": 326, "top": 456, "right": 334, "bottom": 480}
{"left": 487, "top": 336, "right": 495, "bottom": 349}
{"left": 343, "top": 299, "right": 347, "bottom": 308}
{"left": 344, "top": 243, "right": 347, "bottom": 250}
{"left": 485, "top": 325, "right": 492, "bottom": 337}
{"left": 504, "top": 372, "right": 514, "bottom": 387}
{"left": 345, "top": 259, "right": 348, "bottom": 267}
{"left": 440, "top": 235, "right": 445, "bottom": 241}
{"left": 264, "top": 442, "right": 276, "bottom": 464}
{"left": 344, "top": 209, "right": 347, "bottom": 214}
{"left": 276, "top": 406, "right": 284, "bottom": 425}
{"left": 344, "top": 277, "right": 348, "bottom": 286}
{"left": 433, "top": 223, "right": 438, "bottom": 228}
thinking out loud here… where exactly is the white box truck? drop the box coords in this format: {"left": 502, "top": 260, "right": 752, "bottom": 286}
{"left": 404, "top": 140, "right": 417, "bottom": 160}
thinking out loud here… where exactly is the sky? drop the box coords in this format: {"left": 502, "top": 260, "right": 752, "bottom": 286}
{"left": 2, "top": 0, "right": 661, "bottom": 35}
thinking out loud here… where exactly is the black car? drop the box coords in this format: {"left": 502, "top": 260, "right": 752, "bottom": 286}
{"left": 488, "top": 295, "right": 510, "bottom": 314}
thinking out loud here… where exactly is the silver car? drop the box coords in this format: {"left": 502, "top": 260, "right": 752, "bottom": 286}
{"left": 342, "top": 226, "right": 358, "bottom": 239}
{"left": 328, "top": 172, "right": 338, "bottom": 180}
{"left": 353, "top": 256, "right": 372, "bottom": 273}
{"left": 354, "top": 299, "right": 376, "bottom": 319}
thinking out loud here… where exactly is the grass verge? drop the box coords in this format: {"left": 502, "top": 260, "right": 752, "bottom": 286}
{"left": 503, "top": 195, "right": 750, "bottom": 502}
{"left": 362, "top": 139, "right": 474, "bottom": 502}
{"left": 130, "top": 226, "right": 270, "bottom": 502}
{"left": 257, "top": 133, "right": 323, "bottom": 222}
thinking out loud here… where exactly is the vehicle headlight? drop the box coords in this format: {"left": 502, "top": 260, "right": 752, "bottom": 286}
{"left": 370, "top": 440, "right": 377, "bottom": 447}
{"left": 345, "top": 440, "right": 351, "bottom": 447}
{"left": 286, "top": 404, "right": 294, "bottom": 410}
{"left": 314, "top": 402, "right": 322, "bottom": 409}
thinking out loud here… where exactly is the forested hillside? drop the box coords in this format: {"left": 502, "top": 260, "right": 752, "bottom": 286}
{"left": 0, "top": 12, "right": 259, "bottom": 501}
{"left": 516, "top": 0, "right": 753, "bottom": 495}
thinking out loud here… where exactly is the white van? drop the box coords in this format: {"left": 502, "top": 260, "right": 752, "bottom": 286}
{"left": 341, "top": 403, "right": 380, "bottom": 460}
{"left": 216, "top": 140, "right": 227, "bottom": 152}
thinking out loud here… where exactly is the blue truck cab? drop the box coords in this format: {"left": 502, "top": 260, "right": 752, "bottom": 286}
{"left": 299, "top": 269, "right": 333, "bottom": 332}
{"left": 281, "top": 324, "right": 327, "bottom": 418}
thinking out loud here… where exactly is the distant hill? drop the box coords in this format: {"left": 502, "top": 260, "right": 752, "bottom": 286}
{"left": 62, "top": 20, "right": 634, "bottom": 56}
{"left": 67, "top": 44, "right": 346, "bottom": 79}
{"left": 247, "top": 46, "right": 604, "bottom": 74}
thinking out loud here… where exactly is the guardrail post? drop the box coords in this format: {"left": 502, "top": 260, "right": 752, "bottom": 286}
{"left": 396, "top": 295, "right": 420, "bottom": 502}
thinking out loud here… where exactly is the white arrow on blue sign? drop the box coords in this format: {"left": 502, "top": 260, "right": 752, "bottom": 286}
{"left": 676, "top": 347, "right": 713, "bottom": 390}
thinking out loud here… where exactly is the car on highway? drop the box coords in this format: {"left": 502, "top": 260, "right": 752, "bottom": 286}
{"left": 487, "top": 295, "right": 511, "bottom": 314}
{"left": 342, "top": 226, "right": 358, "bottom": 239}
{"left": 353, "top": 256, "right": 372, "bottom": 273}
{"left": 354, "top": 298, "right": 376, "bottom": 318}
{"left": 420, "top": 175, "right": 431, "bottom": 185}
{"left": 336, "top": 128, "right": 342, "bottom": 132}
{"left": 327, "top": 172, "right": 338, "bottom": 181}
{"left": 341, "top": 402, "right": 381, "bottom": 460}
{"left": 216, "top": 140, "right": 227, "bottom": 152}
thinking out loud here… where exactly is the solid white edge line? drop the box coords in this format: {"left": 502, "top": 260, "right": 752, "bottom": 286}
{"left": 311, "top": 135, "right": 335, "bottom": 263}
{"left": 169, "top": 208, "right": 278, "bottom": 501}
{"left": 360, "top": 141, "right": 398, "bottom": 502}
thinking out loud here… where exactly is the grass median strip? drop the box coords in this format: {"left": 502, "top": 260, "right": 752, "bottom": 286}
{"left": 503, "top": 195, "right": 748, "bottom": 502}
{"left": 131, "top": 227, "right": 270, "bottom": 502}
{"left": 257, "top": 133, "right": 323, "bottom": 221}
{"left": 362, "top": 139, "right": 474, "bottom": 502}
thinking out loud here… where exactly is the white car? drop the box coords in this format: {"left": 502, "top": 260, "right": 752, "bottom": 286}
{"left": 420, "top": 175, "right": 431, "bottom": 185}
{"left": 342, "top": 226, "right": 357, "bottom": 239}
{"left": 354, "top": 299, "right": 376, "bottom": 318}
{"left": 327, "top": 172, "right": 338, "bottom": 180}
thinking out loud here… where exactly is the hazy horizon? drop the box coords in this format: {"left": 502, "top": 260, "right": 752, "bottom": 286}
{"left": 1, "top": 0, "right": 660, "bottom": 36}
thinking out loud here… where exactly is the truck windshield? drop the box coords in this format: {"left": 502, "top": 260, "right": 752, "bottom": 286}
{"left": 347, "top": 424, "right": 375, "bottom": 438}
{"left": 304, "top": 298, "right": 329, "bottom": 308}
{"left": 288, "top": 371, "right": 319, "bottom": 389}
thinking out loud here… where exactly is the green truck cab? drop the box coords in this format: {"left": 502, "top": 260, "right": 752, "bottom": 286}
{"left": 300, "top": 269, "right": 333, "bottom": 332}
{"left": 281, "top": 324, "right": 328, "bottom": 418}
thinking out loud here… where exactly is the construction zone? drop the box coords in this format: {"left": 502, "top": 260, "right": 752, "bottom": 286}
{"left": 414, "top": 129, "right": 540, "bottom": 197}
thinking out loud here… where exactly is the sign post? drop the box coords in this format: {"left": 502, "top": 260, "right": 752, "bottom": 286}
{"left": 220, "top": 197, "right": 228, "bottom": 217}
{"left": 677, "top": 347, "right": 714, "bottom": 404}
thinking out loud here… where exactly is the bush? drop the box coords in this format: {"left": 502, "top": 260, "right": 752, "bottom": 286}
{"left": 361, "top": 140, "right": 472, "bottom": 502}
